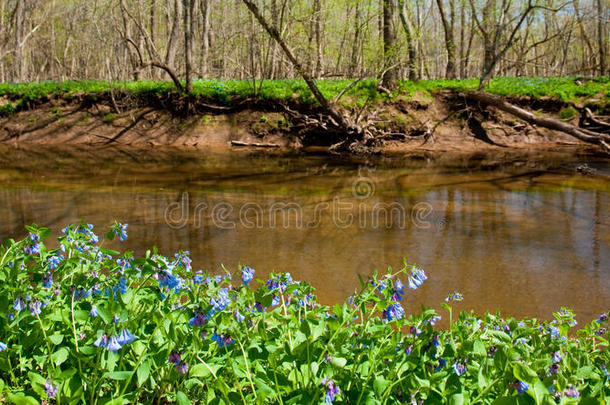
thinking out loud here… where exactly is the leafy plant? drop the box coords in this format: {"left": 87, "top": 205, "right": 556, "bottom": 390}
{"left": 0, "top": 223, "right": 608, "bottom": 404}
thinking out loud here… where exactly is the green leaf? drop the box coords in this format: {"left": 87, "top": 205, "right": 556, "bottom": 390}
{"left": 574, "top": 366, "right": 594, "bottom": 379}
{"left": 7, "top": 394, "right": 40, "bottom": 405}
{"left": 513, "top": 363, "right": 538, "bottom": 383}
{"left": 473, "top": 340, "right": 486, "bottom": 357}
{"left": 39, "top": 228, "right": 51, "bottom": 239}
{"left": 103, "top": 371, "right": 133, "bottom": 380}
{"left": 373, "top": 376, "right": 390, "bottom": 397}
{"left": 176, "top": 391, "right": 192, "bottom": 405}
{"left": 137, "top": 361, "right": 151, "bottom": 387}
{"left": 491, "top": 398, "right": 521, "bottom": 405}
{"left": 52, "top": 347, "right": 69, "bottom": 366}
{"left": 190, "top": 363, "right": 220, "bottom": 379}
{"left": 49, "top": 333, "right": 64, "bottom": 345}
{"left": 331, "top": 357, "right": 347, "bottom": 368}
{"left": 449, "top": 393, "right": 465, "bottom": 405}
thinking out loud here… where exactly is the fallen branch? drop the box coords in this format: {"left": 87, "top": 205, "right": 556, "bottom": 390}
{"left": 230, "top": 140, "right": 280, "bottom": 148}
{"left": 462, "top": 91, "right": 610, "bottom": 153}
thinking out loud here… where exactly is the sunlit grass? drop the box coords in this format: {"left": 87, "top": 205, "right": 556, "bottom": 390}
{"left": 0, "top": 76, "right": 608, "bottom": 116}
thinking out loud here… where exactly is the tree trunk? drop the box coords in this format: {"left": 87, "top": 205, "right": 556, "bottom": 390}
{"left": 381, "top": 0, "right": 397, "bottom": 89}
{"left": 598, "top": 0, "right": 606, "bottom": 76}
{"left": 165, "top": 0, "right": 182, "bottom": 69}
{"left": 200, "top": 0, "right": 211, "bottom": 77}
{"left": 398, "top": 0, "right": 417, "bottom": 81}
{"left": 183, "top": 0, "right": 195, "bottom": 92}
{"left": 435, "top": 0, "right": 456, "bottom": 78}
{"left": 313, "top": 0, "right": 322, "bottom": 78}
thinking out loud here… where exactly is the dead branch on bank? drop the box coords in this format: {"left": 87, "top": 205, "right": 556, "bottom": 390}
{"left": 462, "top": 91, "right": 610, "bottom": 153}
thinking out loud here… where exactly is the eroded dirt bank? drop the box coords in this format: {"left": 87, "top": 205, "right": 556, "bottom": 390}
{"left": 0, "top": 91, "right": 606, "bottom": 155}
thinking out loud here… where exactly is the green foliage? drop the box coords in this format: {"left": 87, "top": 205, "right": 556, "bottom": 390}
{"left": 103, "top": 112, "right": 118, "bottom": 124}
{"left": 0, "top": 102, "right": 16, "bottom": 117}
{"left": 0, "top": 223, "right": 608, "bottom": 404}
{"left": 559, "top": 107, "right": 579, "bottom": 120}
{"left": 0, "top": 77, "right": 607, "bottom": 111}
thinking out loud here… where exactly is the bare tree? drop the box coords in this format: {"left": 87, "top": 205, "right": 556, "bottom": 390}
{"left": 381, "top": 0, "right": 397, "bottom": 89}
{"left": 435, "top": 0, "right": 457, "bottom": 78}
{"left": 469, "top": 0, "right": 549, "bottom": 90}
{"left": 597, "top": 0, "right": 607, "bottom": 75}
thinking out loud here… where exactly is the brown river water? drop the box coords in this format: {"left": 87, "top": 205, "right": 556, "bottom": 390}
{"left": 0, "top": 145, "right": 608, "bottom": 323}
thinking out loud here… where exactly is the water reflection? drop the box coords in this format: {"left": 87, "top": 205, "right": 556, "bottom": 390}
{"left": 0, "top": 145, "right": 608, "bottom": 322}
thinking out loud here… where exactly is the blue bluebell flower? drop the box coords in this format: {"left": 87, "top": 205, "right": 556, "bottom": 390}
{"left": 48, "top": 254, "right": 63, "bottom": 270}
{"left": 564, "top": 386, "right": 579, "bottom": 398}
{"left": 548, "top": 362, "right": 560, "bottom": 375}
{"left": 169, "top": 352, "right": 181, "bottom": 365}
{"left": 29, "top": 232, "right": 39, "bottom": 242}
{"left": 514, "top": 337, "right": 527, "bottom": 345}
{"left": 24, "top": 243, "right": 40, "bottom": 255}
{"left": 445, "top": 292, "right": 463, "bottom": 302}
{"left": 0, "top": 341, "right": 7, "bottom": 351}
{"left": 452, "top": 361, "right": 467, "bottom": 376}
{"left": 189, "top": 313, "right": 207, "bottom": 327}
{"left": 113, "top": 223, "right": 128, "bottom": 241}
{"left": 106, "top": 336, "right": 122, "bottom": 352}
{"left": 211, "top": 332, "right": 233, "bottom": 348}
{"left": 426, "top": 315, "right": 441, "bottom": 326}
{"left": 192, "top": 272, "right": 204, "bottom": 284}
{"left": 551, "top": 351, "right": 562, "bottom": 363}
{"left": 174, "top": 250, "right": 192, "bottom": 271}
{"left": 597, "top": 313, "right": 608, "bottom": 323}
{"left": 432, "top": 335, "right": 441, "bottom": 347}
{"left": 41, "top": 272, "right": 53, "bottom": 288}
{"left": 116, "top": 328, "right": 137, "bottom": 345}
{"left": 29, "top": 300, "right": 42, "bottom": 316}
{"left": 94, "top": 334, "right": 108, "bottom": 348}
{"left": 271, "top": 295, "right": 280, "bottom": 307}
{"left": 177, "top": 363, "right": 188, "bottom": 374}
{"left": 116, "top": 258, "right": 132, "bottom": 273}
{"left": 408, "top": 267, "right": 427, "bottom": 289}
{"left": 241, "top": 266, "right": 255, "bottom": 286}
{"left": 435, "top": 358, "right": 446, "bottom": 371}
{"left": 44, "top": 380, "right": 58, "bottom": 398}
{"left": 602, "top": 364, "right": 609, "bottom": 378}
{"left": 90, "top": 306, "right": 98, "bottom": 318}
{"left": 321, "top": 378, "right": 340, "bottom": 403}
{"left": 234, "top": 310, "right": 245, "bottom": 322}
{"left": 515, "top": 381, "right": 529, "bottom": 394}
{"left": 210, "top": 288, "right": 231, "bottom": 312}
{"left": 74, "top": 287, "right": 90, "bottom": 300}
{"left": 383, "top": 303, "right": 405, "bottom": 321}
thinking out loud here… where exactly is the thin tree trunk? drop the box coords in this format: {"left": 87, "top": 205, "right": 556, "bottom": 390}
{"left": 381, "top": 0, "right": 397, "bottom": 89}
{"left": 183, "top": 0, "right": 195, "bottom": 92}
{"left": 200, "top": 0, "right": 210, "bottom": 77}
{"left": 598, "top": 0, "right": 606, "bottom": 75}
{"left": 436, "top": 0, "right": 457, "bottom": 78}
{"left": 398, "top": 0, "right": 418, "bottom": 81}
{"left": 314, "top": 0, "right": 323, "bottom": 79}
{"left": 165, "top": 0, "right": 182, "bottom": 68}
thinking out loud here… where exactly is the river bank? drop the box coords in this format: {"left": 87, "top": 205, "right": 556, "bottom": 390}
{"left": 1, "top": 78, "right": 609, "bottom": 154}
